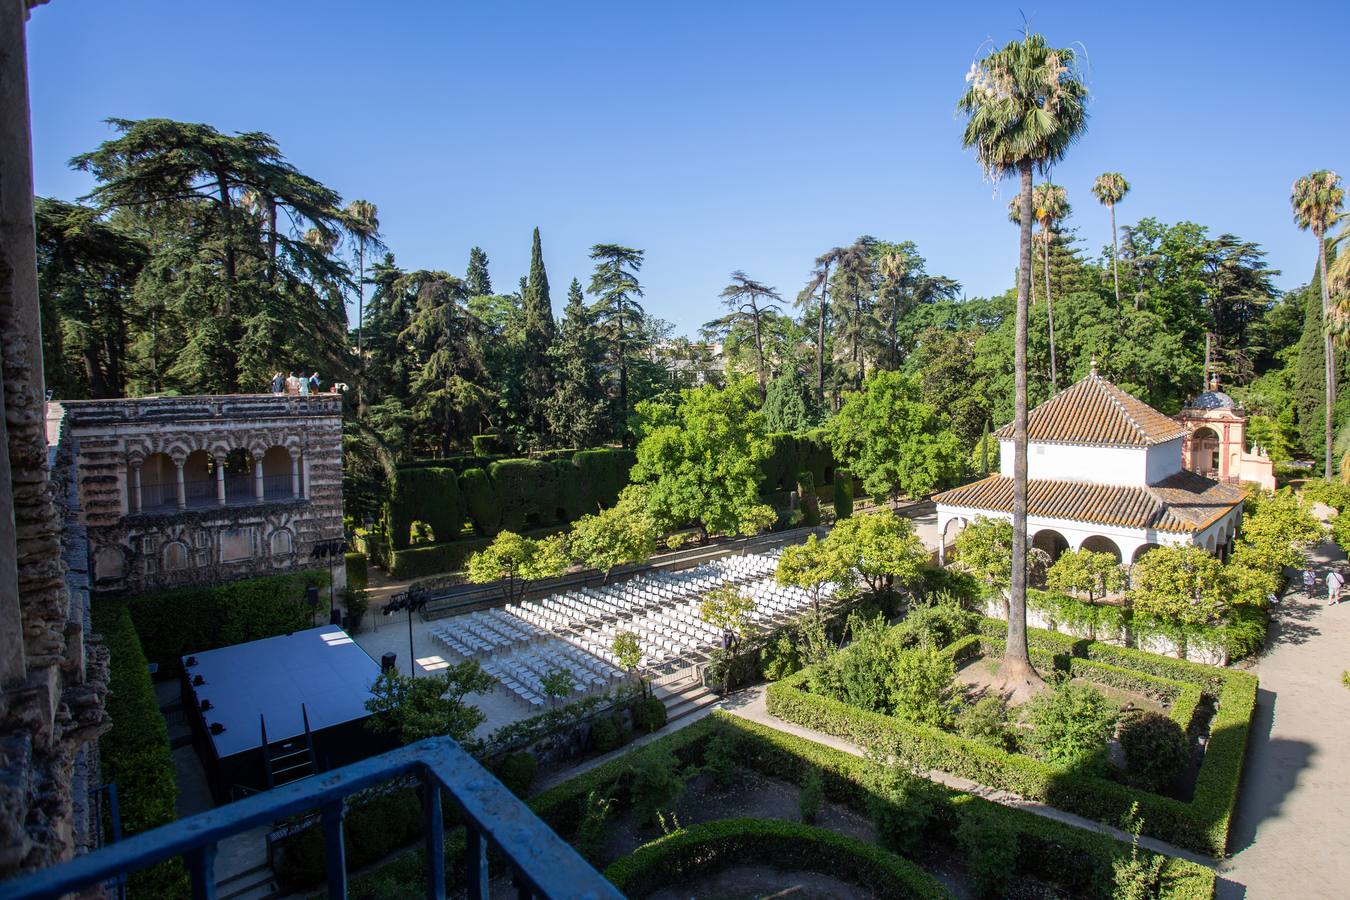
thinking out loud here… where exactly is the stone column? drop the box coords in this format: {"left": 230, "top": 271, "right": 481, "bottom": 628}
{"left": 215, "top": 455, "right": 226, "bottom": 505}
{"left": 254, "top": 454, "right": 264, "bottom": 501}
{"left": 301, "top": 453, "right": 310, "bottom": 500}
{"left": 290, "top": 451, "right": 300, "bottom": 498}
{"left": 174, "top": 459, "right": 186, "bottom": 509}
{"left": 131, "top": 461, "right": 142, "bottom": 513}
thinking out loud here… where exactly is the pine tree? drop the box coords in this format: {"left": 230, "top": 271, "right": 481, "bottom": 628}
{"left": 519, "top": 227, "right": 557, "bottom": 443}
{"left": 546, "top": 279, "right": 607, "bottom": 446}
{"left": 466, "top": 246, "right": 492, "bottom": 297}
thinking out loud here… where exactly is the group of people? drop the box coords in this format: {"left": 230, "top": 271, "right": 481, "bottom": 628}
{"left": 1303, "top": 566, "right": 1346, "bottom": 606}
{"left": 271, "top": 371, "right": 322, "bottom": 396}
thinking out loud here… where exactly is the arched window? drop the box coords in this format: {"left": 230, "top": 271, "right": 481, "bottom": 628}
{"left": 1191, "top": 427, "right": 1220, "bottom": 477}
{"left": 1032, "top": 529, "right": 1070, "bottom": 563}
{"left": 1132, "top": 543, "right": 1162, "bottom": 563}
{"left": 223, "top": 448, "right": 253, "bottom": 503}
{"left": 270, "top": 529, "right": 294, "bottom": 558}
{"left": 162, "top": 541, "right": 190, "bottom": 572}
{"left": 262, "top": 446, "right": 293, "bottom": 499}
{"left": 140, "top": 452, "right": 176, "bottom": 511}
{"left": 1080, "top": 535, "right": 1122, "bottom": 563}
{"left": 183, "top": 450, "right": 213, "bottom": 508}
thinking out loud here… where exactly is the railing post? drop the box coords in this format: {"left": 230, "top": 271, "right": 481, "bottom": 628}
{"left": 185, "top": 844, "right": 217, "bottom": 900}
{"left": 321, "top": 800, "right": 347, "bottom": 899}
{"left": 464, "top": 824, "right": 489, "bottom": 899}
{"left": 422, "top": 780, "right": 445, "bottom": 900}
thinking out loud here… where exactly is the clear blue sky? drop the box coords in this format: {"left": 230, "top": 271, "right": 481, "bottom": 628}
{"left": 26, "top": 1, "right": 1348, "bottom": 336}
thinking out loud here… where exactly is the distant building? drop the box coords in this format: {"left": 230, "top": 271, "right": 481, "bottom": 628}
{"left": 46, "top": 394, "right": 345, "bottom": 596}
{"left": 1175, "top": 375, "right": 1276, "bottom": 492}
{"left": 935, "top": 364, "right": 1246, "bottom": 566}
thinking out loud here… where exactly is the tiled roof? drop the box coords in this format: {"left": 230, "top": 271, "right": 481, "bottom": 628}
{"left": 994, "top": 373, "right": 1188, "bottom": 447}
{"left": 933, "top": 471, "right": 1244, "bottom": 534}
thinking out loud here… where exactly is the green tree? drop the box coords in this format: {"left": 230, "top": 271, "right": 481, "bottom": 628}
{"left": 632, "top": 379, "right": 775, "bottom": 541}
{"left": 705, "top": 271, "right": 782, "bottom": 402}
{"left": 762, "top": 369, "right": 824, "bottom": 432}
{"left": 521, "top": 227, "right": 557, "bottom": 441}
{"left": 953, "top": 516, "right": 1013, "bottom": 604}
{"left": 799, "top": 245, "right": 847, "bottom": 400}
{"left": 830, "top": 237, "right": 878, "bottom": 391}
{"left": 775, "top": 534, "right": 851, "bottom": 610}
{"left": 612, "top": 631, "right": 644, "bottom": 695}
{"left": 826, "top": 510, "right": 929, "bottom": 599}
{"left": 545, "top": 279, "right": 608, "bottom": 446}
{"left": 465, "top": 245, "right": 492, "bottom": 297}
{"left": 569, "top": 486, "right": 658, "bottom": 582}
{"left": 466, "top": 531, "right": 569, "bottom": 605}
{"left": 539, "top": 668, "right": 575, "bottom": 707}
{"left": 364, "top": 662, "right": 496, "bottom": 744}
{"left": 1045, "top": 549, "right": 1124, "bottom": 601}
{"left": 958, "top": 30, "right": 1088, "bottom": 696}
{"left": 1091, "top": 173, "right": 1130, "bottom": 308}
{"left": 588, "top": 243, "right": 646, "bottom": 445}
{"left": 1291, "top": 170, "right": 1344, "bottom": 480}
{"left": 1129, "top": 545, "right": 1227, "bottom": 644}
{"left": 826, "top": 370, "right": 963, "bottom": 502}
{"left": 699, "top": 584, "right": 757, "bottom": 650}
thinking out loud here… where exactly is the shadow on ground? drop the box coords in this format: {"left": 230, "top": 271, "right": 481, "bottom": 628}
{"left": 1227, "top": 688, "right": 1315, "bottom": 856}
{"left": 1263, "top": 596, "right": 1321, "bottom": 649}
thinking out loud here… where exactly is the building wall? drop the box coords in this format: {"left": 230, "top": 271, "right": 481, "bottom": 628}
{"left": 47, "top": 395, "right": 345, "bottom": 596}
{"left": 998, "top": 437, "right": 1184, "bottom": 486}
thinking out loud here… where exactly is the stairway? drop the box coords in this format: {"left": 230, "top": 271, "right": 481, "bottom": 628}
{"left": 216, "top": 861, "right": 281, "bottom": 900}
{"left": 261, "top": 705, "right": 317, "bottom": 790}
{"left": 661, "top": 678, "right": 719, "bottom": 725}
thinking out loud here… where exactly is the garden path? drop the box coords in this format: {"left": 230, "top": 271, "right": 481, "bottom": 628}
{"left": 1217, "top": 538, "right": 1350, "bottom": 899}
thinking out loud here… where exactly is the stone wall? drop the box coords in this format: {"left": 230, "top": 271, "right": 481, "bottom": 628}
{"left": 49, "top": 394, "right": 345, "bottom": 596}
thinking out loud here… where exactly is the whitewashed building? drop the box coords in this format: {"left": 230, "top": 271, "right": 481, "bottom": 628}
{"left": 934, "top": 365, "right": 1246, "bottom": 566}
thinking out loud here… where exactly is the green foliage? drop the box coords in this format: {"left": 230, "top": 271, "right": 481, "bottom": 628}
{"left": 1118, "top": 712, "right": 1190, "bottom": 792}
{"left": 492, "top": 752, "right": 539, "bottom": 798}
{"left": 568, "top": 485, "right": 657, "bottom": 578}
{"left": 868, "top": 767, "right": 935, "bottom": 855}
{"left": 603, "top": 818, "right": 950, "bottom": 900}
{"left": 539, "top": 667, "right": 576, "bottom": 704}
{"left": 955, "top": 696, "right": 1014, "bottom": 751}
{"left": 1023, "top": 682, "right": 1118, "bottom": 767}
{"left": 892, "top": 601, "right": 980, "bottom": 650}
{"left": 955, "top": 808, "right": 1019, "bottom": 898}
{"left": 488, "top": 459, "right": 559, "bottom": 530}
{"left": 632, "top": 696, "right": 667, "bottom": 734}
{"left": 833, "top": 468, "right": 854, "bottom": 518}
{"left": 627, "top": 745, "right": 686, "bottom": 825}
{"left": 465, "top": 530, "right": 569, "bottom": 604}
{"left": 344, "top": 551, "right": 368, "bottom": 590}
{"left": 276, "top": 784, "right": 425, "bottom": 890}
{"left": 890, "top": 648, "right": 960, "bottom": 728}
{"left": 827, "top": 370, "right": 965, "bottom": 501}
{"left": 588, "top": 715, "right": 623, "bottom": 753}
{"left": 953, "top": 516, "right": 1012, "bottom": 596}
{"left": 612, "top": 631, "right": 642, "bottom": 674}
{"left": 632, "top": 379, "right": 775, "bottom": 538}
{"left": 387, "top": 525, "right": 565, "bottom": 579}
{"left": 827, "top": 510, "right": 929, "bottom": 597}
{"left": 698, "top": 584, "right": 757, "bottom": 646}
{"left": 762, "top": 370, "right": 824, "bottom": 433}
{"left": 1129, "top": 546, "right": 1226, "bottom": 628}
{"left": 762, "top": 629, "right": 804, "bottom": 681}
{"left": 458, "top": 466, "right": 499, "bottom": 535}
{"left": 121, "top": 569, "right": 330, "bottom": 672}
{"left": 574, "top": 790, "right": 615, "bottom": 864}
{"left": 799, "top": 768, "right": 824, "bottom": 823}
{"left": 364, "top": 663, "right": 495, "bottom": 745}
{"left": 704, "top": 732, "right": 738, "bottom": 790}
{"left": 387, "top": 467, "right": 464, "bottom": 549}
{"left": 95, "top": 604, "right": 188, "bottom": 899}
{"left": 1046, "top": 549, "right": 1126, "bottom": 601}
{"left": 1111, "top": 803, "right": 1167, "bottom": 900}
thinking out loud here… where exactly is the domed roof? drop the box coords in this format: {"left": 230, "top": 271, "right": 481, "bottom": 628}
{"left": 1187, "top": 390, "right": 1237, "bottom": 410}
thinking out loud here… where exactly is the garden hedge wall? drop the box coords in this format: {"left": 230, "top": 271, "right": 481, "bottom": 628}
{"left": 120, "top": 569, "right": 331, "bottom": 673}
{"left": 759, "top": 430, "right": 835, "bottom": 494}
{"left": 604, "top": 818, "right": 950, "bottom": 899}
{"left": 767, "top": 619, "right": 1256, "bottom": 856}
{"left": 344, "top": 552, "right": 368, "bottom": 590}
{"left": 95, "top": 605, "right": 189, "bottom": 899}
{"left": 387, "top": 467, "right": 464, "bottom": 548}
{"left": 387, "top": 525, "right": 569, "bottom": 580}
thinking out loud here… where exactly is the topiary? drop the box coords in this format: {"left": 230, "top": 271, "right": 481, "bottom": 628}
{"left": 458, "top": 467, "right": 499, "bottom": 536}
{"left": 493, "top": 751, "right": 539, "bottom": 797}
{"left": 833, "top": 468, "right": 853, "bottom": 519}
{"left": 1118, "top": 711, "right": 1189, "bottom": 792}
{"left": 632, "top": 696, "right": 667, "bottom": 734}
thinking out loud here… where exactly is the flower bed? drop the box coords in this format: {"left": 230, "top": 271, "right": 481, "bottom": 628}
{"left": 766, "top": 618, "right": 1256, "bottom": 856}
{"left": 604, "top": 817, "right": 950, "bottom": 899}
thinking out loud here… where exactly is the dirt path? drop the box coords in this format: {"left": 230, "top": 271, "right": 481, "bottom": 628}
{"left": 1217, "top": 539, "right": 1350, "bottom": 899}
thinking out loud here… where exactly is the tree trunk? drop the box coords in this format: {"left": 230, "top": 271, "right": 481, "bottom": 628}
{"left": 816, "top": 267, "right": 828, "bottom": 401}
{"left": 752, "top": 299, "right": 765, "bottom": 402}
{"left": 1045, "top": 231, "right": 1057, "bottom": 393}
{"left": 1320, "top": 237, "right": 1334, "bottom": 482}
{"left": 1000, "top": 161, "right": 1043, "bottom": 699}
{"left": 356, "top": 241, "right": 366, "bottom": 413}
{"left": 1109, "top": 203, "right": 1121, "bottom": 308}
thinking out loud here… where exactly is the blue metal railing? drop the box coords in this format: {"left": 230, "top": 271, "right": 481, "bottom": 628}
{"left": 0, "top": 738, "right": 622, "bottom": 900}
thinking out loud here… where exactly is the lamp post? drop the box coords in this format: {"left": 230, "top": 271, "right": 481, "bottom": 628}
{"left": 382, "top": 587, "right": 429, "bottom": 678}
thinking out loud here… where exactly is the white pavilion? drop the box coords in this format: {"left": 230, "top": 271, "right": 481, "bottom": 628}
{"left": 934, "top": 365, "right": 1246, "bottom": 566}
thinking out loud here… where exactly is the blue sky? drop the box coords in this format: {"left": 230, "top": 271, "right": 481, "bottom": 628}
{"left": 27, "top": 1, "right": 1348, "bottom": 336}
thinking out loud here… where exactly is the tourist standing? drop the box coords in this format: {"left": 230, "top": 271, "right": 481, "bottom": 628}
{"left": 299, "top": 372, "right": 310, "bottom": 396}
{"left": 286, "top": 372, "right": 300, "bottom": 395}
{"left": 309, "top": 372, "right": 321, "bottom": 393}
{"left": 270, "top": 371, "right": 284, "bottom": 394}
{"left": 1327, "top": 568, "right": 1344, "bottom": 606}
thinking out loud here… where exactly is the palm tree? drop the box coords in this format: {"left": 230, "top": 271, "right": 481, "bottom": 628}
{"left": 1090, "top": 173, "right": 1130, "bottom": 308}
{"left": 958, "top": 30, "right": 1088, "bottom": 698}
{"left": 707, "top": 271, "right": 782, "bottom": 402}
{"left": 343, "top": 199, "right": 383, "bottom": 409}
{"left": 800, "top": 246, "right": 847, "bottom": 402}
{"left": 1291, "top": 171, "right": 1345, "bottom": 481}
{"left": 1007, "top": 183, "right": 1070, "bottom": 391}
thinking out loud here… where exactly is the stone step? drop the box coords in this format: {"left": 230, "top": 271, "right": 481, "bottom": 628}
{"left": 663, "top": 684, "right": 717, "bottom": 724}
{"left": 217, "top": 862, "right": 281, "bottom": 900}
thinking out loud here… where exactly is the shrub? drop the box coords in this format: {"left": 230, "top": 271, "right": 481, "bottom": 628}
{"left": 386, "top": 466, "right": 463, "bottom": 549}
{"left": 1118, "top": 711, "right": 1189, "bottom": 792}
{"left": 762, "top": 630, "right": 803, "bottom": 681}
{"left": 276, "top": 785, "right": 424, "bottom": 889}
{"left": 471, "top": 433, "right": 497, "bottom": 456}
{"left": 573, "top": 448, "right": 637, "bottom": 513}
{"left": 122, "top": 569, "right": 330, "bottom": 672}
{"left": 95, "top": 604, "right": 188, "bottom": 899}
{"left": 868, "top": 767, "right": 935, "bottom": 856}
{"left": 833, "top": 468, "right": 854, "bottom": 519}
{"left": 574, "top": 789, "right": 616, "bottom": 863}
{"left": 956, "top": 696, "right": 1014, "bottom": 751}
{"left": 704, "top": 732, "right": 737, "bottom": 790}
{"left": 345, "top": 551, "right": 369, "bottom": 589}
{"left": 493, "top": 752, "right": 539, "bottom": 797}
{"left": 799, "top": 768, "right": 824, "bottom": 823}
{"left": 589, "top": 715, "right": 622, "bottom": 753}
{"left": 458, "top": 466, "right": 499, "bottom": 535}
{"left": 893, "top": 602, "right": 979, "bottom": 650}
{"left": 632, "top": 696, "right": 667, "bottom": 734}
{"left": 955, "top": 808, "right": 1019, "bottom": 898}
{"left": 890, "top": 647, "right": 958, "bottom": 728}
{"left": 1023, "top": 681, "right": 1118, "bottom": 767}
{"left": 628, "top": 746, "right": 686, "bottom": 824}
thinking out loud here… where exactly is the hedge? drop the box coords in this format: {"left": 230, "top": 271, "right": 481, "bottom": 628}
{"left": 95, "top": 605, "right": 189, "bottom": 899}
{"left": 120, "top": 569, "right": 331, "bottom": 672}
{"left": 759, "top": 431, "right": 835, "bottom": 494}
{"left": 490, "top": 459, "right": 561, "bottom": 531}
{"left": 388, "top": 525, "right": 568, "bottom": 580}
{"left": 604, "top": 817, "right": 951, "bottom": 899}
{"left": 834, "top": 468, "right": 854, "bottom": 519}
{"left": 387, "top": 467, "right": 464, "bottom": 549}
{"left": 277, "top": 784, "right": 430, "bottom": 889}
{"left": 767, "top": 619, "right": 1256, "bottom": 856}
{"left": 336, "top": 713, "right": 1214, "bottom": 899}
{"left": 344, "top": 552, "right": 368, "bottom": 590}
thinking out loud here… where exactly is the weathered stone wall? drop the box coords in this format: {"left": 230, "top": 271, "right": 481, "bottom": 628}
{"left": 49, "top": 394, "right": 345, "bottom": 596}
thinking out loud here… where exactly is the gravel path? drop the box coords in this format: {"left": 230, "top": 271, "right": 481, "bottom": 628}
{"left": 1217, "top": 539, "right": 1350, "bottom": 899}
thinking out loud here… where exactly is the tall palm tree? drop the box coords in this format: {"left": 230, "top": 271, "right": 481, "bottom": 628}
{"left": 1291, "top": 171, "right": 1345, "bottom": 481}
{"left": 1090, "top": 173, "right": 1130, "bottom": 308}
{"left": 800, "top": 246, "right": 847, "bottom": 401}
{"left": 707, "top": 271, "right": 782, "bottom": 401}
{"left": 958, "top": 30, "right": 1088, "bottom": 698}
{"left": 1034, "top": 182, "right": 1069, "bottom": 392}
{"left": 343, "top": 199, "right": 383, "bottom": 409}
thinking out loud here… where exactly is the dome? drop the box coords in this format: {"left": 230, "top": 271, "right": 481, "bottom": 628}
{"left": 1186, "top": 390, "right": 1237, "bottom": 410}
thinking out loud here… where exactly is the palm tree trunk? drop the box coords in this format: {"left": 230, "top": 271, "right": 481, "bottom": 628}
{"left": 1045, "top": 233, "right": 1057, "bottom": 392}
{"left": 1321, "top": 237, "right": 1334, "bottom": 481}
{"left": 1002, "top": 160, "right": 1041, "bottom": 695}
{"left": 1110, "top": 203, "right": 1121, "bottom": 307}
{"left": 817, "top": 271, "right": 828, "bottom": 401}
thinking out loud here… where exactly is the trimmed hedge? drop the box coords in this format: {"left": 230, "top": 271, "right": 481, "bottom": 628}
{"left": 490, "top": 459, "right": 560, "bottom": 531}
{"left": 759, "top": 431, "right": 835, "bottom": 494}
{"left": 388, "top": 525, "right": 568, "bottom": 580}
{"left": 768, "top": 619, "right": 1256, "bottom": 856}
{"left": 834, "top": 468, "right": 854, "bottom": 519}
{"left": 95, "top": 605, "right": 189, "bottom": 899}
{"left": 344, "top": 552, "right": 368, "bottom": 590}
{"left": 278, "top": 785, "right": 427, "bottom": 889}
{"left": 121, "top": 570, "right": 331, "bottom": 673}
{"left": 604, "top": 817, "right": 950, "bottom": 898}
{"left": 387, "top": 467, "right": 464, "bottom": 549}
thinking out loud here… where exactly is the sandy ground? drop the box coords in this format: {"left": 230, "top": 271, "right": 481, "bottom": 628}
{"left": 1216, "top": 539, "right": 1350, "bottom": 899}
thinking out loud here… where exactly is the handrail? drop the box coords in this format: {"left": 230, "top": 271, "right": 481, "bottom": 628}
{"left": 0, "top": 737, "right": 622, "bottom": 900}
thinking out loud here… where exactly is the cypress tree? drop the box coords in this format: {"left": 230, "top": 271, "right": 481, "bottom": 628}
{"left": 521, "top": 227, "right": 557, "bottom": 443}
{"left": 1292, "top": 243, "right": 1350, "bottom": 472}
{"left": 466, "top": 246, "right": 492, "bottom": 296}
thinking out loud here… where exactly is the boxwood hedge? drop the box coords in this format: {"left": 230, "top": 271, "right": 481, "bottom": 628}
{"left": 767, "top": 619, "right": 1255, "bottom": 856}
{"left": 604, "top": 817, "right": 950, "bottom": 899}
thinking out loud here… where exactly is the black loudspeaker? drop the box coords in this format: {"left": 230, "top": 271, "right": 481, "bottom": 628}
{"left": 306, "top": 586, "right": 320, "bottom": 608}
{"left": 381, "top": 652, "right": 397, "bottom": 673}
{"left": 330, "top": 609, "right": 343, "bottom": 626}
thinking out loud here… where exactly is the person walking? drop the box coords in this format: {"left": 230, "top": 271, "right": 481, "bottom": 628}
{"left": 1303, "top": 567, "right": 1317, "bottom": 596}
{"left": 270, "top": 371, "right": 284, "bottom": 394}
{"left": 1327, "top": 568, "right": 1344, "bottom": 606}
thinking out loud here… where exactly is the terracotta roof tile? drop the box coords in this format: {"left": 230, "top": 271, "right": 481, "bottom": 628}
{"left": 933, "top": 472, "right": 1244, "bottom": 534}
{"left": 994, "top": 374, "right": 1188, "bottom": 447}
